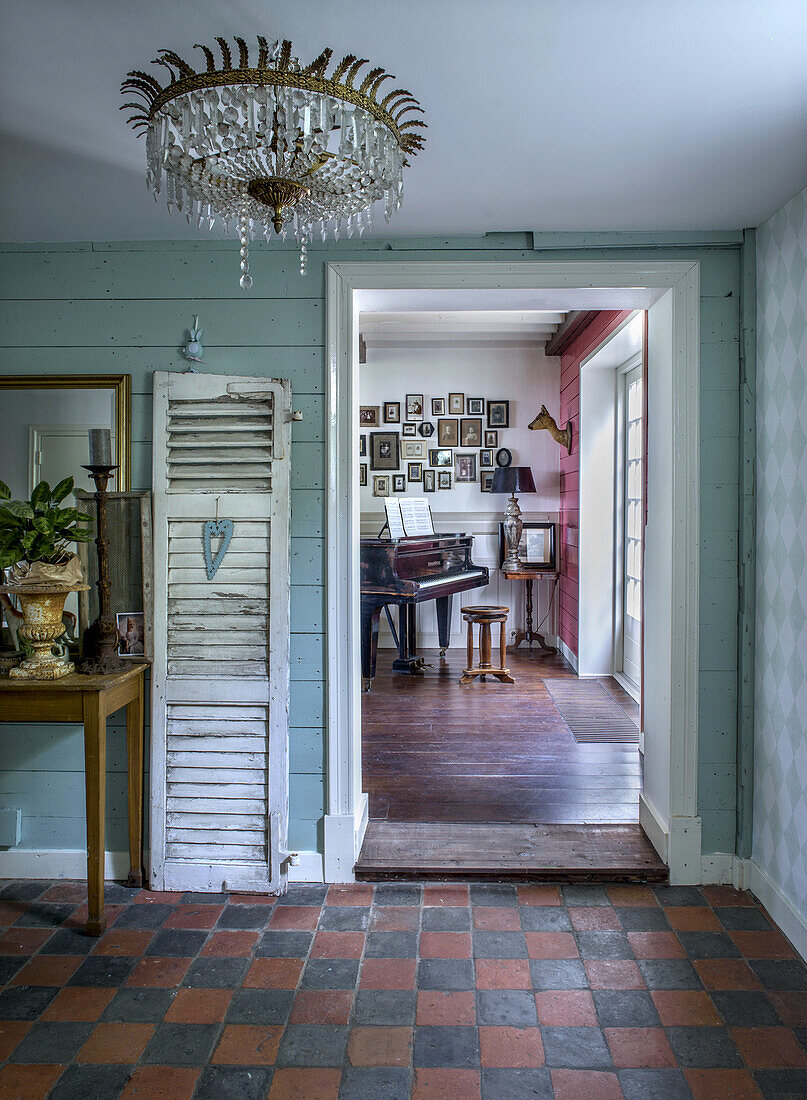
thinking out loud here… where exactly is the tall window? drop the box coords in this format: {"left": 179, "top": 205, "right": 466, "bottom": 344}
{"left": 622, "top": 365, "right": 643, "bottom": 691}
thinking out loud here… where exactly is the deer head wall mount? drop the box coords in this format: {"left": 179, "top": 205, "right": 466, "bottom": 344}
{"left": 528, "top": 405, "right": 573, "bottom": 454}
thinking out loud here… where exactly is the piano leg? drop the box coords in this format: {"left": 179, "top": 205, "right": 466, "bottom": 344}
{"left": 392, "top": 603, "right": 426, "bottom": 675}
{"left": 360, "top": 602, "right": 382, "bottom": 692}
{"left": 436, "top": 594, "right": 453, "bottom": 657}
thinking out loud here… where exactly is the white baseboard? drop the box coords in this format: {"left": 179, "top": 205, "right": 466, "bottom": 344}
{"left": 557, "top": 638, "right": 578, "bottom": 671}
{"left": 638, "top": 798, "right": 701, "bottom": 885}
{"left": 639, "top": 795, "right": 668, "bottom": 863}
{"left": 323, "top": 793, "right": 369, "bottom": 883}
{"left": 0, "top": 849, "right": 132, "bottom": 881}
{"left": 288, "top": 850, "right": 324, "bottom": 882}
{"left": 749, "top": 859, "right": 807, "bottom": 963}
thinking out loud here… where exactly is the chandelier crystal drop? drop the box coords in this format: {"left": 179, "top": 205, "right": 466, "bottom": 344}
{"left": 122, "top": 36, "right": 426, "bottom": 286}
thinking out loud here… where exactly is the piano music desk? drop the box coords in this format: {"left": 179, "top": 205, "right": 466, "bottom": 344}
{"left": 503, "top": 568, "right": 559, "bottom": 655}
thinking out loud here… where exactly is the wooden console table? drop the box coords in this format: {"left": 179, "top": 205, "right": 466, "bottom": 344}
{"left": 0, "top": 664, "right": 147, "bottom": 935}
{"left": 503, "top": 569, "right": 559, "bottom": 654}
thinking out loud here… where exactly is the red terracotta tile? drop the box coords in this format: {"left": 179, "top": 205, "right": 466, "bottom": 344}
{"left": 584, "top": 960, "right": 645, "bottom": 990}
{"left": 290, "top": 990, "right": 353, "bottom": 1025}
{"left": 731, "top": 1026, "right": 807, "bottom": 1068}
{"left": 119, "top": 1066, "right": 200, "bottom": 1099}
{"left": 525, "top": 931, "right": 579, "bottom": 959}
{"left": 41, "top": 988, "right": 116, "bottom": 1022}
{"left": 770, "top": 992, "right": 807, "bottom": 1026}
{"left": 419, "top": 931, "right": 472, "bottom": 958}
{"left": 700, "top": 886, "right": 756, "bottom": 907}
{"left": 0, "top": 1064, "right": 64, "bottom": 1100}
{"left": 417, "top": 991, "right": 476, "bottom": 1025}
{"left": 41, "top": 883, "right": 86, "bottom": 903}
{"left": 479, "top": 1025, "right": 544, "bottom": 1067}
{"left": 66, "top": 904, "right": 124, "bottom": 930}
{"left": 569, "top": 907, "right": 621, "bottom": 932}
{"left": 693, "top": 958, "right": 762, "bottom": 990}
{"left": 200, "top": 930, "right": 258, "bottom": 957}
{"left": 310, "top": 931, "right": 365, "bottom": 959}
{"left": 10, "top": 955, "right": 82, "bottom": 986}
{"left": 684, "top": 1068, "right": 763, "bottom": 1099}
{"left": 474, "top": 959, "right": 532, "bottom": 989}
{"left": 517, "top": 885, "right": 561, "bottom": 906}
{"left": 359, "top": 958, "right": 416, "bottom": 989}
{"left": 551, "top": 1069, "right": 623, "bottom": 1100}
{"left": 267, "top": 905, "right": 320, "bottom": 931}
{"left": 325, "top": 884, "right": 373, "bottom": 906}
{"left": 132, "top": 891, "right": 182, "bottom": 904}
{"left": 92, "top": 929, "right": 154, "bottom": 956}
{"left": 0, "top": 902, "right": 27, "bottom": 926}
{"left": 126, "top": 956, "right": 191, "bottom": 987}
{"left": 536, "top": 991, "right": 597, "bottom": 1026}
{"left": 651, "top": 989, "right": 721, "bottom": 1025}
{"left": 604, "top": 1026, "right": 676, "bottom": 1068}
{"left": 212, "top": 1024, "right": 282, "bottom": 1065}
{"left": 348, "top": 1026, "right": 412, "bottom": 1066}
{"left": 662, "top": 906, "right": 720, "bottom": 931}
{"left": 165, "top": 989, "right": 233, "bottom": 1024}
{"left": 268, "top": 1068, "right": 341, "bottom": 1099}
{"left": 606, "top": 885, "right": 657, "bottom": 907}
{"left": 0, "top": 1022, "right": 32, "bottom": 1062}
{"left": 76, "top": 1022, "right": 154, "bottom": 1063}
{"left": 627, "top": 932, "right": 685, "bottom": 958}
{"left": 0, "top": 928, "right": 51, "bottom": 955}
{"left": 370, "top": 905, "right": 419, "bottom": 931}
{"left": 412, "top": 1068, "right": 481, "bottom": 1099}
{"left": 472, "top": 907, "right": 520, "bottom": 931}
{"left": 423, "top": 885, "right": 470, "bottom": 907}
{"left": 227, "top": 894, "right": 276, "bottom": 905}
{"left": 243, "top": 957, "right": 304, "bottom": 989}
{"left": 731, "top": 930, "right": 796, "bottom": 958}
{"left": 162, "top": 904, "right": 223, "bottom": 929}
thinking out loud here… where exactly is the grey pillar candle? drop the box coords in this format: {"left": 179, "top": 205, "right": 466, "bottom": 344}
{"left": 88, "top": 428, "right": 112, "bottom": 466}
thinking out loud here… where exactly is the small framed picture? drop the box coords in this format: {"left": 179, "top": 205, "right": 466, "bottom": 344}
{"left": 402, "top": 439, "right": 425, "bottom": 460}
{"left": 392, "top": 473, "right": 406, "bottom": 492}
{"left": 448, "top": 393, "right": 464, "bottom": 415}
{"left": 467, "top": 397, "right": 484, "bottom": 415}
{"left": 384, "top": 401, "right": 400, "bottom": 423}
{"left": 437, "top": 418, "right": 459, "bottom": 447}
{"left": 499, "top": 521, "right": 556, "bottom": 570}
{"left": 402, "top": 423, "right": 417, "bottom": 437}
{"left": 487, "top": 400, "right": 510, "bottom": 428}
{"left": 359, "top": 405, "right": 380, "bottom": 427}
{"left": 407, "top": 462, "right": 422, "bottom": 482}
{"left": 370, "top": 431, "right": 400, "bottom": 471}
{"left": 481, "top": 471, "right": 494, "bottom": 493}
{"left": 359, "top": 434, "right": 366, "bottom": 457}
{"left": 479, "top": 448, "right": 494, "bottom": 468}
{"left": 406, "top": 394, "right": 424, "bottom": 421}
{"left": 455, "top": 452, "right": 477, "bottom": 482}
{"left": 460, "top": 418, "right": 482, "bottom": 447}
{"left": 418, "top": 422, "right": 435, "bottom": 437}
{"left": 359, "top": 463, "right": 367, "bottom": 486}
{"left": 373, "top": 474, "right": 391, "bottom": 496}
{"left": 431, "top": 397, "right": 446, "bottom": 416}
{"left": 496, "top": 447, "right": 512, "bottom": 468}
{"left": 484, "top": 430, "right": 498, "bottom": 448}
{"left": 429, "top": 448, "right": 453, "bottom": 467}
{"left": 117, "top": 612, "right": 145, "bottom": 657}
{"left": 423, "top": 469, "right": 436, "bottom": 492}
{"left": 437, "top": 470, "right": 452, "bottom": 490}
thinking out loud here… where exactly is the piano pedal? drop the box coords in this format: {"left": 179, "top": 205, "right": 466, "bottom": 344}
{"left": 439, "top": 648, "right": 447, "bottom": 657}
{"left": 362, "top": 678, "right": 372, "bottom": 693}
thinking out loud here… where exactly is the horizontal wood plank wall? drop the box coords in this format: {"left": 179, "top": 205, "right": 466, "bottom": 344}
{"left": 0, "top": 234, "right": 741, "bottom": 860}
{"left": 558, "top": 311, "right": 632, "bottom": 658}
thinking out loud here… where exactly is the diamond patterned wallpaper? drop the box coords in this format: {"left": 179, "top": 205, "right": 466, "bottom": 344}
{"left": 754, "top": 184, "right": 807, "bottom": 916}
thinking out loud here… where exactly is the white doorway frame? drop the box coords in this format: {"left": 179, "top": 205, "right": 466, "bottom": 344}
{"left": 325, "top": 260, "right": 701, "bottom": 884}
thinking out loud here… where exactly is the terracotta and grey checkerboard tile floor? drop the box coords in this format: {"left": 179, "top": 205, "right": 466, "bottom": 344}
{"left": 1, "top": 880, "right": 806, "bottom": 1098}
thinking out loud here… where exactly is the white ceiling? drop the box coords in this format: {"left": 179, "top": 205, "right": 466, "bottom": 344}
{"left": 360, "top": 310, "right": 567, "bottom": 346}
{"left": 3, "top": 0, "right": 807, "bottom": 242}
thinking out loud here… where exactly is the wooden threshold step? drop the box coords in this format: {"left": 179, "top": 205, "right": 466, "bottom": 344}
{"left": 354, "top": 822, "right": 667, "bottom": 883}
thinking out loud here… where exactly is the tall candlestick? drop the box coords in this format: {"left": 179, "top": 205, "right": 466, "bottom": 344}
{"left": 88, "top": 428, "right": 112, "bottom": 466}
{"left": 79, "top": 462, "right": 126, "bottom": 675}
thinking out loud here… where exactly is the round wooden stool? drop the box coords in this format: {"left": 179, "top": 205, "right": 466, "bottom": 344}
{"left": 459, "top": 605, "right": 515, "bottom": 685}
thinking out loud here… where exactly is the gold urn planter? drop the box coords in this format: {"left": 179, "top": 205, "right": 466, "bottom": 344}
{"left": 0, "top": 558, "right": 89, "bottom": 680}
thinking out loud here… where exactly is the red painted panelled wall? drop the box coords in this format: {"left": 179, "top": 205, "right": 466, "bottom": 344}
{"left": 558, "top": 310, "right": 633, "bottom": 658}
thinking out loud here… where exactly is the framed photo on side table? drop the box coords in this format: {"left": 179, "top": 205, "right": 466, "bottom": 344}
{"left": 498, "top": 521, "right": 556, "bottom": 571}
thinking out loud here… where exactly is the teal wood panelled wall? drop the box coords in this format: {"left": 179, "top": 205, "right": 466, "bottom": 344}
{"left": 0, "top": 232, "right": 744, "bottom": 859}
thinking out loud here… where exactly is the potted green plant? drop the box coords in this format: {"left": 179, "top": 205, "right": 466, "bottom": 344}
{"left": 0, "top": 478, "right": 94, "bottom": 679}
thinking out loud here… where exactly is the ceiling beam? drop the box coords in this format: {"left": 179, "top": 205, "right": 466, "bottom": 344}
{"left": 544, "top": 310, "right": 600, "bottom": 356}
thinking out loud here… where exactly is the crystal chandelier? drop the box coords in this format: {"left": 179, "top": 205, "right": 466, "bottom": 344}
{"left": 122, "top": 36, "right": 426, "bottom": 284}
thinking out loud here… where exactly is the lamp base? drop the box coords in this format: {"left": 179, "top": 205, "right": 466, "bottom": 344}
{"left": 501, "top": 492, "right": 525, "bottom": 572}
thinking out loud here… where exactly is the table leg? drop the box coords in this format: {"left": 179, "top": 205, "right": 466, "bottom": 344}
{"left": 525, "top": 578, "right": 534, "bottom": 650}
{"left": 82, "top": 692, "right": 107, "bottom": 936}
{"left": 126, "top": 676, "right": 145, "bottom": 888}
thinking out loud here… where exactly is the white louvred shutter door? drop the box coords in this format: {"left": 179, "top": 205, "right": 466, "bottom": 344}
{"left": 150, "top": 371, "right": 291, "bottom": 893}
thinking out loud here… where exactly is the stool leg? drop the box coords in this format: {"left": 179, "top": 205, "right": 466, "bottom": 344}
{"left": 500, "top": 620, "right": 507, "bottom": 667}
{"left": 479, "top": 622, "right": 492, "bottom": 670}
{"left": 466, "top": 621, "right": 473, "bottom": 669}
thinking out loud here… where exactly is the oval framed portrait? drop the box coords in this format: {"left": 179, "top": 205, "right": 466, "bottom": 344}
{"left": 496, "top": 447, "right": 512, "bottom": 468}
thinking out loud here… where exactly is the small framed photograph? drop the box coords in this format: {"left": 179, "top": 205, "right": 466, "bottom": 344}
{"left": 496, "top": 447, "right": 512, "bottom": 468}
{"left": 437, "top": 418, "right": 459, "bottom": 447}
{"left": 392, "top": 473, "right": 406, "bottom": 492}
{"left": 384, "top": 401, "right": 400, "bottom": 423}
{"left": 487, "top": 400, "right": 510, "bottom": 428}
{"left": 117, "top": 612, "right": 145, "bottom": 657}
{"left": 460, "top": 418, "right": 482, "bottom": 447}
{"left": 429, "top": 448, "right": 453, "bottom": 467}
{"left": 431, "top": 397, "right": 446, "bottom": 416}
{"left": 370, "top": 431, "right": 400, "bottom": 471}
{"left": 359, "top": 463, "right": 367, "bottom": 486}
{"left": 467, "top": 397, "right": 485, "bottom": 415}
{"left": 406, "top": 393, "right": 424, "bottom": 421}
{"left": 359, "top": 434, "right": 366, "bottom": 457}
{"left": 479, "top": 448, "right": 494, "bottom": 468}
{"left": 484, "top": 430, "right": 498, "bottom": 448}
{"left": 402, "top": 439, "right": 425, "bottom": 460}
{"left": 423, "top": 469, "right": 436, "bottom": 492}
{"left": 373, "top": 474, "right": 391, "bottom": 496}
{"left": 407, "top": 462, "right": 422, "bottom": 482}
{"left": 499, "top": 521, "right": 556, "bottom": 570}
{"left": 359, "top": 405, "right": 380, "bottom": 427}
{"left": 448, "top": 393, "right": 464, "bottom": 415}
{"left": 455, "top": 452, "right": 477, "bottom": 482}
{"left": 402, "top": 423, "right": 417, "bottom": 437}
{"left": 418, "top": 422, "right": 435, "bottom": 437}
{"left": 437, "top": 470, "right": 452, "bottom": 490}
{"left": 481, "top": 471, "right": 494, "bottom": 492}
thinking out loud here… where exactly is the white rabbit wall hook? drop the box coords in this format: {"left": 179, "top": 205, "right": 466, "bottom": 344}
{"left": 182, "top": 315, "right": 204, "bottom": 365}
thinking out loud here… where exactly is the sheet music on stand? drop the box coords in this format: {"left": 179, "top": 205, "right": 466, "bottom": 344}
{"left": 383, "top": 498, "right": 406, "bottom": 539}
{"left": 384, "top": 497, "right": 435, "bottom": 538}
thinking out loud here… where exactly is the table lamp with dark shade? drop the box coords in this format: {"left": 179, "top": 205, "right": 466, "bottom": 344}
{"left": 491, "top": 466, "right": 536, "bottom": 571}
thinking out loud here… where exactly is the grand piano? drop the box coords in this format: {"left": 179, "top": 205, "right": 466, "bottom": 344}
{"left": 360, "top": 533, "right": 488, "bottom": 690}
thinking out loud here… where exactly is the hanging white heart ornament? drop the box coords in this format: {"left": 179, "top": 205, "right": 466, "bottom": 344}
{"left": 203, "top": 518, "right": 234, "bottom": 580}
